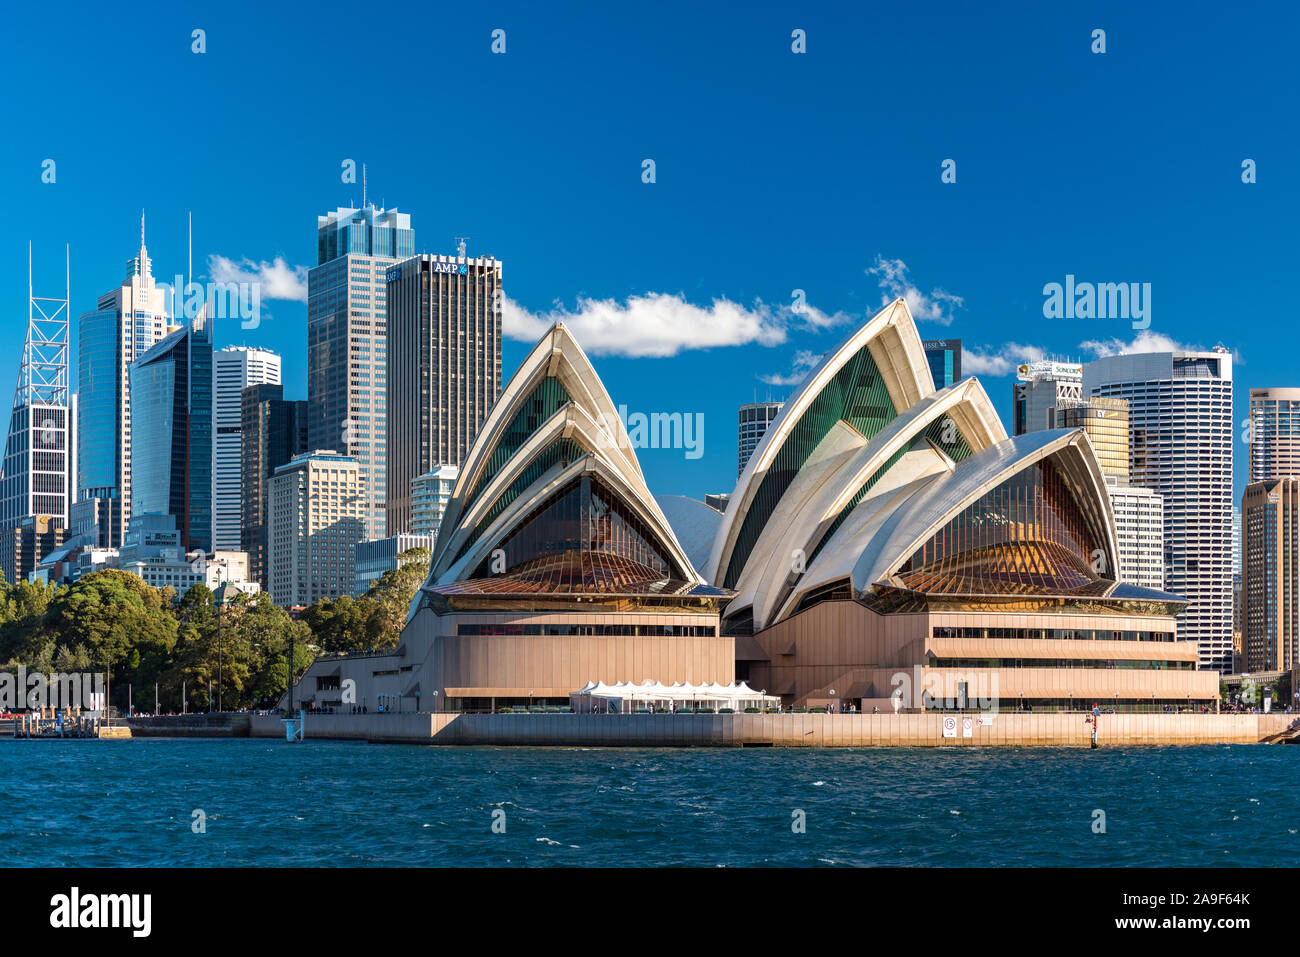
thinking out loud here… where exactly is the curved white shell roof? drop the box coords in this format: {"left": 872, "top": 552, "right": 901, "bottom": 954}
{"left": 849, "top": 427, "right": 1119, "bottom": 592}
{"left": 421, "top": 322, "right": 703, "bottom": 604}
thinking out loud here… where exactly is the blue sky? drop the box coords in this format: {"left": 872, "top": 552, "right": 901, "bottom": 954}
{"left": 1, "top": 0, "right": 1293, "bottom": 505}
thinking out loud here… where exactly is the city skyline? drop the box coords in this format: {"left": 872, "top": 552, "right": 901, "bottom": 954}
{"left": 4, "top": 1, "right": 1293, "bottom": 507}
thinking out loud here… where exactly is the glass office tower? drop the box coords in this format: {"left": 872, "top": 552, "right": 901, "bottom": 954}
{"left": 129, "top": 317, "right": 213, "bottom": 553}
{"left": 308, "top": 205, "right": 415, "bottom": 540}
{"left": 74, "top": 228, "right": 170, "bottom": 547}
{"left": 922, "top": 338, "right": 962, "bottom": 388}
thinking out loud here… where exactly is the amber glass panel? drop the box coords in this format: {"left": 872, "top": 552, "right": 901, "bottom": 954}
{"left": 899, "top": 459, "right": 1102, "bottom": 594}
{"left": 468, "top": 474, "right": 680, "bottom": 592}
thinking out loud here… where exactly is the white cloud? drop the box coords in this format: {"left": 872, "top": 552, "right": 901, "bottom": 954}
{"left": 867, "top": 256, "right": 963, "bottom": 326}
{"left": 759, "top": 349, "right": 822, "bottom": 386}
{"left": 207, "top": 255, "right": 308, "bottom": 302}
{"left": 1079, "top": 330, "right": 1201, "bottom": 358}
{"left": 503, "top": 293, "right": 829, "bottom": 358}
{"left": 792, "top": 302, "right": 850, "bottom": 331}
{"left": 962, "top": 341, "right": 1049, "bottom": 377}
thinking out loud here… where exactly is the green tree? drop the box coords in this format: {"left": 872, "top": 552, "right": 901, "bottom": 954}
{"left": 302, "top": 594, "right": 375, "bottom": 653}
{"left": 40, "top": 570, "right": 178, "bottom": 711}
{"left": 362, "top": 547, "right": 430, "bottom": 649}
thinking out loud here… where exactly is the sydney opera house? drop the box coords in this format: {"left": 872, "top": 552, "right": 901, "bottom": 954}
{"left": 287, "top": 299, "right": 1218, "bottom": 714}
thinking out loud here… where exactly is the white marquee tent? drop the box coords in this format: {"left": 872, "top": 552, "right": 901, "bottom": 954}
{"left": 571, "top": 680, "right": 780, "bottom": 714}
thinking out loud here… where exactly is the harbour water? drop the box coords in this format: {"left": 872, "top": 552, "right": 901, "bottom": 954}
{"left": 2, "top": 739, "right": 1295, "bottom": 867}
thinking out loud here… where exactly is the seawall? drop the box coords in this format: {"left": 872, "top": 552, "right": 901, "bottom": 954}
{"left": 126, "top": 714, "right": 252, "bottom": 737}
{"left": 246, "top": 711, "right": 1297, "bottom": 747}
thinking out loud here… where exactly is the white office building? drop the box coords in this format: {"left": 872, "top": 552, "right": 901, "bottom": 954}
{"left": 1107, "top": 481, "right": 1165, "bottom": 591}
{"left": 1085, "top": 349, "right": 1234, "bottom": 672}
{"left": 1012, "top": 360, "right": 1082, "bottom": 435}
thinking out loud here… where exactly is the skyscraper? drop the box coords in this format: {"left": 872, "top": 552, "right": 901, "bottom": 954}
{"left": 1, "top": 246, "right": 72, "bottom": 565}
{"left": 212, "top": 347, "right": 281, "bottom": 550}
{"left": 1012, "top": 360, "right": 1082, "bottom": 435}
{"left": 384, "top": 251, "right": 502, "bottom": 534}
{"left": 922, "top": 339, "right": 962, "bottom": 388}
{"left": 1242, "top": 477, "right": 1300, "bottom": 673}
{"left": 307, "top": 205, "right": 415, "bottom": 540}
{"left": 74, "top": 221, "right": 171, "bottom": 548}
{"left": 1085, "top": 349, "right": 1234, "bottom": 672}
{"left": 267, "top": 450, "right": 365, "bottom": 607}
{"left": 129, "top": 315, "right": 213, "bottom": 553}
{"left": 240, "top": 383, "right": 308, "bottom": 590}
{"left": 1247, "top": 387, "right": 1300, "bottom": 483}
{"left": 738, "top": 401, "right": 782, "bottom": 477}
{"left": 1050, "top": 397, "right": 1130, "bottom": 481}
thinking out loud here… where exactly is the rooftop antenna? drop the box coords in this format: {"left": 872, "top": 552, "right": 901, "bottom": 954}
{"left": 188, "top": 210, "right": 192, "bottom": 287}
{"left": 362, "top": 163, "right": 367, "bottom": 210}
{"left": 456, "top": 236, "right": 469, "bottom": 258}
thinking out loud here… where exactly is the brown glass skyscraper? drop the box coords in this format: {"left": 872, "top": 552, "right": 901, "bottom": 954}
{"left": 1243, "top": 477, "right": 1300, "bottom": 673}
{"left": 384, "top": 252, "right": 502, "bottom": 535}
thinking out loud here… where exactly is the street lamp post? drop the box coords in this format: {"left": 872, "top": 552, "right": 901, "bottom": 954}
{"left": 214, "top": 564, "right": 227, "bottom": 714}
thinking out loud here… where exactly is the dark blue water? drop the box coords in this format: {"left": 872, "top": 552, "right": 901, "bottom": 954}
{"left": 2, "top": 739, "right": 1296, "bottom": 866}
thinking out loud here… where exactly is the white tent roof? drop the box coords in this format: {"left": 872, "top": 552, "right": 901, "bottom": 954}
{"left": 572, "top": 680, "right": 777, "bottom": 702}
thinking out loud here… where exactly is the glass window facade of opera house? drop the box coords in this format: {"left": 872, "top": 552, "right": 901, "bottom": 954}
{"left": 285, "top": 299, "right": 1219, "bottom": 716}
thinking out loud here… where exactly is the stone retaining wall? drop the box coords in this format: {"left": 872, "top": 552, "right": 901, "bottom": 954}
{"left": 246, "top": 711, "right": 1296, "bottom": 747}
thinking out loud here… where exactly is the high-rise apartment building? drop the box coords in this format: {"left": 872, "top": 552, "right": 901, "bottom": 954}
{"left": 1242, "top": 477, "right": 1300, "bottom": 673}
{"left": 1085, "top": 349, "right": 1234, "bottom": 672}
{"left": 739, "top": 402, "right": 783, "bottom": 477}
{"left": 266, "top": 450, "right": 365, "bottom": 607}
{"left": 1247, "top": 387, "right": 1300, "bottom": 483}
{"left": 410, "top": 464, "right": 459, "bottom": 540}
{"left": 75, "top": 224, "right": 171, "bottom": 547}
{"left": 240, "top": 383, "right": 308, "bottom": 590}
{"left": 212, "top": 347, "right": 281, "bottom": 550}
{"left": 307, "top": 206, "right": 414, "bottom": 540}
{"left": 384, "top": 252, "right": 502, "bottom": 535}
{"left": 129, "top": 317, "right": 213, "bottom": 552}
{"left": 1012, "top": 360, "right": 1082, "bottom": 435}
{"left": 922, "top": 339, "right": 962, "bottom": 388}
